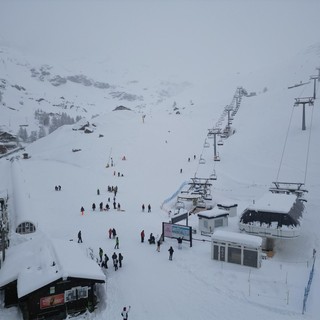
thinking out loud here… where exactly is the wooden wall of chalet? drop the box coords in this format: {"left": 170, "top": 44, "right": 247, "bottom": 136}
{"left": 18, "top": 277, "right": 103, "bottom": 320}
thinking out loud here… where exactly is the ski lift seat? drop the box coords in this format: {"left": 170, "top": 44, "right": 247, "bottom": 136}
{"left": 199, "top": 157, "right": 206, "bottom": 164}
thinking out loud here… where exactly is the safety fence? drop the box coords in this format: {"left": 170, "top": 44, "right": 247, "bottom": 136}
{"left": 302, "top": 254, "right": 316, "bottom": 314}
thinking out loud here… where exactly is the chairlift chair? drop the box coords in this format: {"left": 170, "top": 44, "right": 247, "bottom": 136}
{"left": 199, "top": 157, "right": 206, "bottom": 164}
{"left": 214, "top": 154, "right": 220, "bottom": 162}
{"left": 204, "top": 140, "right": 210, "bottom": 148}
{"left": 207, "top": 132, "right": 214, "bottom": 139}
{"left": 176, "top": 201, "right": 185, "bottom": 209}
{"left": 217, "top": 138, "right": 224, "bottom": 146}
{"left": 209, "top": 172, "right": 217, "bottom": 180}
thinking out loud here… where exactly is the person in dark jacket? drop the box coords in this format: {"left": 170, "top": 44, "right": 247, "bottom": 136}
{"left": 92, "top": 203, "right": 96, "bottom": 211}
{"left": 121, "top": 306, "right": 131, "bottom": 320}
{"left": 157, "top": 239, "right": 161, "bottom": 252}
{"left": 168, "top": 246, "right": 174, "bottom": 260}
{"left": 102, "top": 253, "right": 109, "bottom": 268}
{"left": 77, "top": 230, "right": 83, "bottom": 243}
{"left": 112, "top": 252, "right": 118, "bottom": 271}
{"left": 118, "top": 253, "right": 123, "bottom": 268}
{"left": 112, "top": 228, "right": 117, "bottom": 239}
{"left": 99, "top": 247, "right": 103, "bottom": 263}
{"left": 148, "top": 204, "right": 151, "bottom": 212}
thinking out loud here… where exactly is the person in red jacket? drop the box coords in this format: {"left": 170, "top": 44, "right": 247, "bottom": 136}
{"left": 140, "top": 230, "right": 145, "bottom": 243}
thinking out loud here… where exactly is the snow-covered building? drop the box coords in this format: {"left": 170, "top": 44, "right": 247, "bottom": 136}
{"left": 217, "top": 202, "right": 238, "bottom": 217}
{"left": 0, "top": 235, "right": 105, "bottom": 320}
{"left": 198, "top": 208, "right": 229, "bottom": 234}
{"left": 211, "top": 230, "right": 263, "bottom": 268}
{"left": 238, "top": 193, "right": 304, "bottom": 239}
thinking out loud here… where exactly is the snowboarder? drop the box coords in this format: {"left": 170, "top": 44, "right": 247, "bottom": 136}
{"left": 121, "top": 306, "right": 131, "bottom": 320}
{"left": 80, "top": 206, "right": 85, "bottom": 215}
{"left": 118, "top": 253, "right": 123, "bottom": 268}
{"left": 99, "top": 247, "right": 103, "bottom": 263}
{"left": 142, "top": 204, "right": 145, "bottom": 212}
{"left": 140, "top": 230, "right": 145, "bottom": 243}
{"left": 77, "top": 230, "right": 82, "bottom": 243}
{"left": 148, "top": 204, "right": 151, "bottom": 212}
{"left": 157, "top": 239, "right": 161, "bottom": 252}
{"left": 92, "top": 203, "right": 96, "bottom": 211}
{"left": 114, "top": 236, "right": 119, "bottom": 249}
{"left": 108, "top": 228, "right": 112, "bottom": 239}
{"left": 168, "top": 246, "right": 174, "bottom": 260}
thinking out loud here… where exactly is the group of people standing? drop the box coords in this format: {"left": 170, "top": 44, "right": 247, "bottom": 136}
{"left": 141, "top": 203, "right": 151, "bottom": 212}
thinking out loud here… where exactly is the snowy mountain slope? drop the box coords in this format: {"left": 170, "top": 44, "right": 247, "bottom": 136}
{"left": 1, "top": 1, "right": 320, "bottom": 319}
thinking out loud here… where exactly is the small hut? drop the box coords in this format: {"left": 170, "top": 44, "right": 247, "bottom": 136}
{"left": 211, "top": 230, "right": 263, "bottom": 268}
{"left": 198, "top": 208, "right": 229, "bottom": 234}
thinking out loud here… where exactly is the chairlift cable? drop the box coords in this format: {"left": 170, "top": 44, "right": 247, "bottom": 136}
{"left": 275, "top": 106, "right": 295, "bottom": 182}
{"left": 303, "top": 87, "right": 318, "bottom": 184}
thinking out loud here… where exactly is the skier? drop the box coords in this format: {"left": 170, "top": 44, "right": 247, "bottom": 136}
{"left": 140, "top": 230, "right": 145, "bottom": 243}
{"left": 121, "top": 306, "right": 131, "bottom": 320}
{"left": 142, "top": 204, "right": 145, "bottom": 212}
{"left": 97, "top": 188, "right": 100, "bottom": 195}
{"left": 99, "top": 247, "right": 103, "bottom": 263}
{"left": 99, "top": 202, "right": 103, "bottom": 211}
{"left": 108, "top": 228, "right": 112, "bottom": 239}
{"left": 77, "top": 230, "right": 82, "bottom": 243}
{"left": 168, "top": 246, "right": 174, "bottom": 260}
{"left": 114, "top": 236, "right": 119, "bottom": 249}
{"left": 80, "top": 206, "right": 85, "bottom": 216}
{"left": 117, "top": 203, "right": 121, "bottom": 211}
{"left": 106, "top": 203, "right": 110, "bottom": 210}
{"left": 113, "top": 201, "right": 117, "bottom": 209}
{"left": 148, "top": 204, "right": 151, "bottom": 212}
{"left": 92, "top": 203, "right": 96, "bottom": 211}
{"left": 118, "top": 253, "right": 123, "bottom": 268}
{"left": 112, "top": 228, "right": 117, "bottom": 239}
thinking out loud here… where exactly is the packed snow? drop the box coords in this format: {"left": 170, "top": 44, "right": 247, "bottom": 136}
{"left": 0, "top": 1, "right": 320, "bottom": 320}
